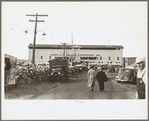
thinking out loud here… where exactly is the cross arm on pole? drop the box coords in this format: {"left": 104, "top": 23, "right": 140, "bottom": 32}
{"left": 29, "top": 20, "right": 44, "bottom": 22}
{"left": 26, "top": 14, "right": 36, "bottom": 16}
{"left": 37, "top": 14, "right": 48, "bottom": 16}
{"left": 26, "top": 14, "right": 48, "bottom": 17}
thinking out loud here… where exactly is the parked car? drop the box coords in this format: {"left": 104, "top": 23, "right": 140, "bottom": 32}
{"left": 114, "top": 65, "right": 122, "bottom": 73}
{"left": 101, "top": 64, "right": 108, "bottom": 70}
{"left": 82, "top": 65, "right": 88, "bottom": 71}
{"left": 74, "top": 65, "right": 83, "bottom": 73}
{"left": 69, "top": 66, "right": 75, "bottom": 75}
{"left": 115, "top": 68, "right": 137, "bottom": 83}
{"left": 88, "top": 64, "right": 97, "bottom": 70}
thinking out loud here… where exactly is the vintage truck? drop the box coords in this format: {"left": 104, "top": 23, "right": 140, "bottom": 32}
{"left": 49, "top": 58, "right": 69, "bottom": 81}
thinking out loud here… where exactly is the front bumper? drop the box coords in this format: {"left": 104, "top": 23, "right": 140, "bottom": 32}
{"left": 115, "top": 76, "right": 128, "bottom": 82}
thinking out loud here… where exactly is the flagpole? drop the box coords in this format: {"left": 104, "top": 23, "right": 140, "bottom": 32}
{"left": 72, "top": 31, "right": 73, "bottom": 45}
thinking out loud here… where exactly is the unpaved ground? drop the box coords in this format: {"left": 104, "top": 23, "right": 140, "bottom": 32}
{"left": 4, "top": 71, "right": 136, "bottom": 99}
{"left": 5, "top": 82, "right": 59, "bottom": 99}
{"left": 4, "top": 75, "right": 77, "bottom": 99}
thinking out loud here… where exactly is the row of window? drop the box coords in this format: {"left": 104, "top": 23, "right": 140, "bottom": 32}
{"left": 107, "top": 62, "right": 121, "bottom": 63}
{"left": 99, "top": 62, "right": 121, "bottom": 63}
{"left": 41, "top": 56, "right": 51, "bottom": 59}
{"left": 107, "top": 57, "right": 119, "bottom": 60}
{"left": 89, "top": 61, "right": 121, "bottom": 64}
{"left": 81, "top": 57, "right": 119, "bottom": 60}
{"left": 40, "top": 56, "right": 120, "bottom": 60}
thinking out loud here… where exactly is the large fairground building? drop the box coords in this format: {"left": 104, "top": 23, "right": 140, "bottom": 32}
{"left": 28, "top": 44, "right": 124, "bottom": 66}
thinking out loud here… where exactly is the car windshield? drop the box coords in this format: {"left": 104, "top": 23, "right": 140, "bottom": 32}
{"left": 52, "top": 65, "right": 62, "bottom": 71}
{"left": 118, "top": 68, "right": 134, "bottom": 80}
{"left": 118, "top": 68, "right": 134, "bottom": 76}
{"left": 120, "top": 68, "right": 132, "bottom": 72}
{"left": 52, "top": 68, "right": 62, "bottom": 71}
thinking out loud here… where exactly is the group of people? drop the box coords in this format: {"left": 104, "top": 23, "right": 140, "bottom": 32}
{"left": 87, "top": 66, "right": 108, "bottom": 91}
{"left": 87, "top": 57, "right": 146, "bottom": 99}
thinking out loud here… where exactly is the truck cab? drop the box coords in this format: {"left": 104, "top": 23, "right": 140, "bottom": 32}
{"left": 49, "top": 58, "right": 69, "bottom": 81}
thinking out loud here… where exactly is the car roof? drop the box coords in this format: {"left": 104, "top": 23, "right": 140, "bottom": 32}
{"left": 120, "top": 68, "right": 133, "bottom": 70}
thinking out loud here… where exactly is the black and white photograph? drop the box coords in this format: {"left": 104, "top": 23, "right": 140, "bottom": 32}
{"left": 2, "top": 1, "right": 148, "bottom": 120}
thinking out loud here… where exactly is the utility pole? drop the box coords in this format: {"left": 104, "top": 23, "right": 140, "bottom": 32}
{"left": 26, "top": 13, "right": 48, "bottom": 64}
{"left": 60, "top": 43, "right": 69, "bottom": 58}
{"left": 72, "top": 45, "right": 81, "bottom": 62}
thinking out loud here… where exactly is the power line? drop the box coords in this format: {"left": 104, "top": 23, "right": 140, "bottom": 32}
{"left": 44, "top": 21, "right": 56, "bottom": 42}
{"left": 11, "top": 24, "right": 44, "bottom": 34}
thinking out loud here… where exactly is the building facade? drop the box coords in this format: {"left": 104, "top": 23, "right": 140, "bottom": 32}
{"left": 122, "top": 57, "right": 137, "bottom": 68}
{"left": 28, "top": 44, "right": 124, "bottom": 65}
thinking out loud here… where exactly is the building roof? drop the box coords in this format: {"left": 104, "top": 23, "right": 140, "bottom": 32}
{"left": 5, "top": 54, "right": 17, "bottom": 60}
{"left": 28, "top": 44, "right": 124, "bottom": 50}
{"left": 123, "top": 57, "right": 137, "bottom": 59}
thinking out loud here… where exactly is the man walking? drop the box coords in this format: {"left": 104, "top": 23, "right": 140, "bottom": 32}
{"left": 96, "top": 68, "right": 108, "bottom": 91}
{"left": 87, "top": 66, "right": 96, "bottom": 91}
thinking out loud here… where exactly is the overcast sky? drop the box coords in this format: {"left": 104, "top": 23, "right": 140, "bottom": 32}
{"left": 2, "top": 2, "right": 147, "bottom": 60}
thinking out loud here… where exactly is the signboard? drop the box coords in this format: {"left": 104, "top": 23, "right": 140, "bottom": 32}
{"left": 51, "top": 54, "right": 96, "bottom": 57}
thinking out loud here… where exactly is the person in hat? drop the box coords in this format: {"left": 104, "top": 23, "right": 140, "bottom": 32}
{"left": 135, "top": 57, "right": 146, "bottom": 99}
{"left": 96, "top": 67, "right": 108, "bottom": 91}
{"left": 87, "top": 66, "right": 96, "bottom": 91}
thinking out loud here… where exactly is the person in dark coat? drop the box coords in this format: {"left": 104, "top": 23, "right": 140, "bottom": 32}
{"left": 5, "top": 59, "right": 11, "bottom": 71}
{"left": 96, "top": 68, "right": 108, "bottom": 91}
{"left": 5, "top": 59, "right": 11, "bottom": 91}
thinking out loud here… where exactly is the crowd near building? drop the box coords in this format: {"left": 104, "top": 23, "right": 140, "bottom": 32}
{"left": 28, "top": 44, "right": 124, "bottom": 66}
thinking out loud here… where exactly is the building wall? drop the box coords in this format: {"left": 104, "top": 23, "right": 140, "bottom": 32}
{"left": 122, "top": 57, "right": 136, "bottom": 67}
{"left": 128, "top": 58, "right": 136, "bottom": 65}
{"left": 29, "top": 48, "right": 123, "bottom": 65}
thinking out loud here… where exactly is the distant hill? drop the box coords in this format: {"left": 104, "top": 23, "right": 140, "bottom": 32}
{"left": 17, "top": 59, "right": 28, "bottom": 64}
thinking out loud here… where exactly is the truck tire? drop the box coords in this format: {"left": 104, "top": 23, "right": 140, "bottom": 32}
{"left": 52, "top": 76, "right": 59, "bottom": 81}
{"left": 61, "top": 76, "right": 66, "bottom": 81}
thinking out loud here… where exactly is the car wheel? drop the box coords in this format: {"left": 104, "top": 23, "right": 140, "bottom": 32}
{"left": 53, "top": 76, "right": 59, "bottom": 81}
{"left": 61, "top": 76, "right": 66, "bottom": 81}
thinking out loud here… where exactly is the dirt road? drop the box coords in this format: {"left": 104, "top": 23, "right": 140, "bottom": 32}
{"left": 30, "top": 71, "right": 136, "bottom": 99}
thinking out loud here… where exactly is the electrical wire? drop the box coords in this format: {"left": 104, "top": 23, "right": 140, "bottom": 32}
{"left": 12, "top": 25, "right": 34, "bottom": 32}
{"left": 10, "top": 22, "right": 56, "bottom": 44}
{"left": 44, "top": 21, "right": 56, "bottom": 42}
{"left": 11, "top": 24, "right": 47, "bottom": 35}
